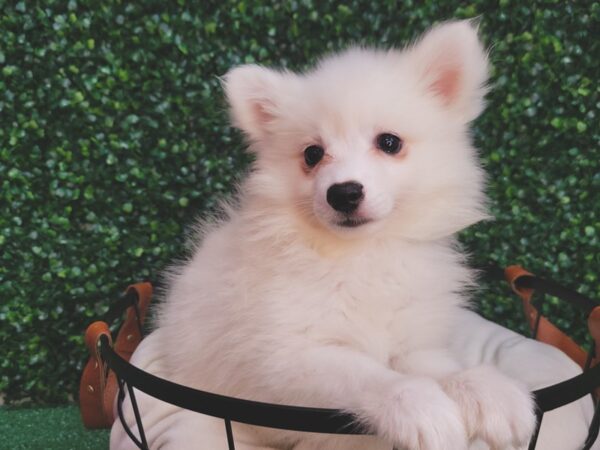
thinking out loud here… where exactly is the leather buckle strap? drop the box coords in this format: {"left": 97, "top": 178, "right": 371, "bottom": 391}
{"left": 79, "top": 282, "right": 153, "bottom": 429}
{"left": 505, "top": 265, "right": 591, "bottom": 369}
{"left": 80, "top": 321, "right": 114, "bottom": 428}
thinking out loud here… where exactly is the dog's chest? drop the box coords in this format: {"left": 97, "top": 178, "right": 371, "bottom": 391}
{"left": 273, "top": 251, "right": 452, "bottom": 360}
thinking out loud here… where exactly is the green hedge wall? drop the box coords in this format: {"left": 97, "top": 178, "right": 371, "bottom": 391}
{"left": 1, "top": 1, "right": 598, "bottom": 404}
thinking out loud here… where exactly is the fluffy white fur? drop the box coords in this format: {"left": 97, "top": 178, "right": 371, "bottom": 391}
{"left": 110, "top": 21, "right": 595, "bottom": 450}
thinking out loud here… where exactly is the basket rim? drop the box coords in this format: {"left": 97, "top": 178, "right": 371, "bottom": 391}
{"left": 101, "top": 334, "right": 364, "bottom": 434}
{"left": 100, "top": 334, "right": 600, "bottom": 434}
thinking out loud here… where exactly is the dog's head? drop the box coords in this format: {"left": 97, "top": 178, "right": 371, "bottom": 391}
{"left": 224, "top": 20, "right": 489, "bottom": 242}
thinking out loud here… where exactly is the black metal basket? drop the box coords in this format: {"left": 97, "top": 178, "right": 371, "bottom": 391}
{"left": 87, "top": 266, "right": 600, "bottom": 450}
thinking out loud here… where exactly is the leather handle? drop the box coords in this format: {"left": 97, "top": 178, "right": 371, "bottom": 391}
{"left": 115, "top": 282, "right": 153, "bottom": 361}
{"left": 505, "top": 265, "right": 588, "bottom": 369}
{"left": 85, "top": 321, "right": 112, "bottom": 355}
{"left": 80, "top": 321, "right": 114, "bottom": 428}
{"left": 505, "top": 265, "right": 535, "bottom": 302}
{"left": 80, "top": 283, "right": 154, "bottom": 429}
{"left": 127, "top": 282, "right": 153, "bottom": 322}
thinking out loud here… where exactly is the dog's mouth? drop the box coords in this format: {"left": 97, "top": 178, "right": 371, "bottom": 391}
{"left": 336, "top": 217, "right": 372, "bottom": 228}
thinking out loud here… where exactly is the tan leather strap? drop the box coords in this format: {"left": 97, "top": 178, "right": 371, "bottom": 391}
{"left": 80, "top": 321, "right": 114, "bottom": 428}
{"left": 79, "top": 282, "right": 153, "bottom": 429}
{"left": 505, "top": 265, "right": 589, "bottom": 369}
{"left": 115, "top": 282, "right": 153, "bottom": 362}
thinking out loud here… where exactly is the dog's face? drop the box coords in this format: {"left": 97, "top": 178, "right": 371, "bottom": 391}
{"left": 225, "top": 21, "right": 489, "bottom": 242}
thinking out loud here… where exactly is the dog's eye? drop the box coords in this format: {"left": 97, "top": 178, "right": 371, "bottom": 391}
{"left": 304, "top": 145, "right": 325, "bottom": 167}
{"left": 376, "top": 133, "right": 403, "bottom": 155}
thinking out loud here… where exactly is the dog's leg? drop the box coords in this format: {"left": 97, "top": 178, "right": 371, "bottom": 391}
{"left": 267, "top": 345, "right": 467, "bottom": 450}
{"left": 442, "top": 365, "right": 536, "bottom": 450}
{"left": 400, "top": 349, "right": 536, "bottom": 450}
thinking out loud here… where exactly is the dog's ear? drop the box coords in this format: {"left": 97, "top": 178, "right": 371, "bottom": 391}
{"left": 223, "top": 65, "right": 288, "bottom": 143}
{"left": 410, "top": 20, "right": 489, "bottom": 123}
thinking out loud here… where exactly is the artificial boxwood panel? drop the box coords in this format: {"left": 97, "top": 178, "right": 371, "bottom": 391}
{"left": 0, "top": 1, "right": 598, "bottom": 404}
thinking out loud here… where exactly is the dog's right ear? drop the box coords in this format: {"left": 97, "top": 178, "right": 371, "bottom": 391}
{"left": 223, "top": 65, "right": 288, "bottom": 143}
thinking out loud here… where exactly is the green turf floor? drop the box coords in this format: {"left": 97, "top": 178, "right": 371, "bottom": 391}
{"left": 0, "top": 405, "right": 109, "bottom": 450}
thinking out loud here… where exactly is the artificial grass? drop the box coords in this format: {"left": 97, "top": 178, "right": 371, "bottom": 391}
{"left": 0, "top": 405, "right": 109, "bottom": 450}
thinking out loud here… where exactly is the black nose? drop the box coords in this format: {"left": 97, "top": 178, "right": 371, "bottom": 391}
{"left": 326, "top": 182, "right": 364, "bottom": 213}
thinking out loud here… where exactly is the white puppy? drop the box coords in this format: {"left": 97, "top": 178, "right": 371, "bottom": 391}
{"left": 110, "top": 20, "right": 594, "bottom": 450}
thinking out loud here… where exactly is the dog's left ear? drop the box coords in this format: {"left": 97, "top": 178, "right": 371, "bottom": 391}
{"left": 410, "top": 20, "right": 489, "bottom": 123}
{"left": 223, "top": 65, "right": 290, "bottom": 143}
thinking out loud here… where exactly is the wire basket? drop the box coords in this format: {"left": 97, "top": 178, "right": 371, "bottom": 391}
{"left": 80, "top": 265, "right": 600, "bottom": 450}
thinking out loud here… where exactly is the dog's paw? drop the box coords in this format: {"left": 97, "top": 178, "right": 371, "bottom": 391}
{"left": 362, "top": 377, "right": 468, "bottom": 450}
{"left": 442, "top": 365, "right": 536, "bottom": 449}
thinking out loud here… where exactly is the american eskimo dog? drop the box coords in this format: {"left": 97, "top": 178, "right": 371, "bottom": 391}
{"left": 111, "top": 20, "right": 597, "bottom": 450}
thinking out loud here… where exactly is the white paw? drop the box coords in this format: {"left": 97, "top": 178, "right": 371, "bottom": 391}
{"left": 443, "top": 366, "right": 536, "bottom": 449}
{"left": 360, "top": 377, "right": 468, "bottom": 450}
